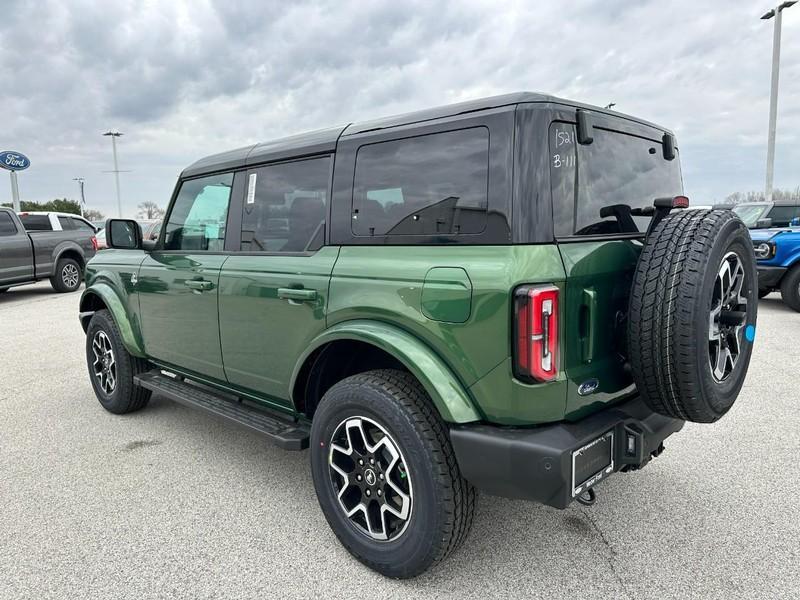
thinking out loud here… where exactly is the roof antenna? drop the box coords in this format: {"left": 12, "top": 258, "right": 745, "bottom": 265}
{"left": 604, "top": 102, "right": 616, "bottom": 109}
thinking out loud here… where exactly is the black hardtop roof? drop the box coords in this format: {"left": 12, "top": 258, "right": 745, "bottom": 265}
{"left": 182, "top": 92, "right": 671, "bottom": 178}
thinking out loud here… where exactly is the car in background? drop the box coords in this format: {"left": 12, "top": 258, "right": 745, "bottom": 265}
{"left": 751, "top": 225, "right": 800, "bottom": 310}
{"left": 733, "top": 201, "right": 800, "bottom": 229}
{"left": 0, "top": 207, "right": 97, "bottom": 293}
{"left": 18, "top": 211, "right": 99, "bottom": 234}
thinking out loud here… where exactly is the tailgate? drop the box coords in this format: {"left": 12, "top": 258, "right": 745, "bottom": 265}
{"left": 558, "top": 239, "right": 641, "bottom": 420}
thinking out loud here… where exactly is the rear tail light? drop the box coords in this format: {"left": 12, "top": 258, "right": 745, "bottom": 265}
{"left": 514, "top": 285, "right": 559, "bottom": 382}
{"left": 91, "top": 236, "right": 98, "bottom": 251}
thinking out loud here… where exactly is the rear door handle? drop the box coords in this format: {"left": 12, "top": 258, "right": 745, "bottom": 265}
{"left": 277, "top": 287, "right": 317, "bottom": 302}
{"left": 184, "top": 279, "right": 213, "bottom": 291}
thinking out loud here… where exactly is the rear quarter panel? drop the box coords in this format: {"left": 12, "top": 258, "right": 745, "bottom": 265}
{"left": 328, "top": 245, "right": 568, "bottom": 425}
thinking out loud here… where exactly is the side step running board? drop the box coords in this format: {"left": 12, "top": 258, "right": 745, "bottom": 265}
{"left": 134, "top": 370, "right": 310, "bottom": 450}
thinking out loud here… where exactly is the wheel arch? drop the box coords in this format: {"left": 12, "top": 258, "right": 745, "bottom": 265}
{"left": 53, "top": 242, "right": 86, "bottom": 270}
{"left": 79, "top": 283, "right": 146, "bottom": 357}
{"left": 291, "top": 320, "right": 482, "bottom": 424}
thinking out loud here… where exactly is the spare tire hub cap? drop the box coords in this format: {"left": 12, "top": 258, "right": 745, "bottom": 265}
{"left": 709, "top": 251, "right": 748, "bottom": 382}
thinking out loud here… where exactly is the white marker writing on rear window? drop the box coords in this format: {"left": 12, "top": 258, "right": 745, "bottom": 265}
{"left": 247, "top": 173, "right": 257, "bottom": 204}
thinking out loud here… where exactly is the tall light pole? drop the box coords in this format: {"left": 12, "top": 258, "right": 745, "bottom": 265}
{"left": 761, "top": 1, "right": 796, "bottom": 202}
{"left": 72, "top": 177, "right": 86, "bottom": 217}
{"left": 103, "top": 131, "right": 124, "bottom": 217}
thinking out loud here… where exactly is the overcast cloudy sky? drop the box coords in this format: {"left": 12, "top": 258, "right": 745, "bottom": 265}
{"left": 1, "top": 0, "right": 798, "bottom": 217}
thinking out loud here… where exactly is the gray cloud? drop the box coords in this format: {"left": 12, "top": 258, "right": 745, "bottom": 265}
{"left": 1, "top": 0, "right": 797, "bottom": 217}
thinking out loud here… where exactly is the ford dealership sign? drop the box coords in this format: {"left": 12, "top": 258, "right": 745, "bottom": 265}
{"left": 0, "top": 151, "right": 31, "bottom": 171}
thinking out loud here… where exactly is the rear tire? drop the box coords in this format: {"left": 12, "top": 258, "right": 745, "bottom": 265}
{"left": 779, "top": 266, "right": 800, "bottom": 312}
{"left": 85, "top": 309, "right": 151, "bottom": 414}
{"left": 50, "top": 257, "right": 82, "bottom": 293}
{"left": 310, "top": 369, "right": 476, "bottom": 578}
{"left": 628, "top": 210, "right": 757, "bottom": 423}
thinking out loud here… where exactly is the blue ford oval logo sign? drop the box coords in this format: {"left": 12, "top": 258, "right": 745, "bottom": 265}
{"left": 0, "top": 151, "right": 31, "bottom": 171}
{"left": 578, "top": 379, "right": 600, "bottom": 396}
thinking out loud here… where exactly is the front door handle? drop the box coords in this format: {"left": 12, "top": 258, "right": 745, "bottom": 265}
{"left": 277, "top": 287, "right": 317, "bottom": 302}
{"left": 184, "top": 279, "right": 213, "bottom": 291}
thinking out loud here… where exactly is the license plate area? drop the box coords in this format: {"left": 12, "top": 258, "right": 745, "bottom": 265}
{"left": 572, "top": 431, "right": 614, "bottom": 497}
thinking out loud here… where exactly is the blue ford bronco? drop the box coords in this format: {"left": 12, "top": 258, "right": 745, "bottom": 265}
{"left": 752, "top": 225, "right": 800, "bottom": 311}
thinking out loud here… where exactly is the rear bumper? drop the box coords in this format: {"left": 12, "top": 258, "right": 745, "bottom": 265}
{"left": 757, "top": 265, "right": 786, "bottom": 289}
{"left": 449, "top": 396, "right": 684, "bottom": 509}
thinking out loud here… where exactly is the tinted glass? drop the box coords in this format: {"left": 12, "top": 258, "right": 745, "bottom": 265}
{"left": 58, "top": 216, "right": 75, "bottom": 230}
{"left": 767, "top": 205, "right": 796, "bottom": 227}
{"left": 164, "top": 173, "right": 233, "bottom": 251}
{"left": 550, "top": 124, "right": 683, "bottom": 237}
{"left": 19, "top": 214, "right": 52, "bottom": 231}
{"left": 0, "top": 212, "right": 17, "bottom": 236}
{"left": 241, "top": 157, "right": 330, "bottom": 252}
{"left": 352, "top": 128, "right": 489, "bottom": 236}
{"left": 71, "top": 218, "right": 95, "bottom": 232}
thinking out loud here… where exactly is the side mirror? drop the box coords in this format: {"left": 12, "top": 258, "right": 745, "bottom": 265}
{"left": 791, "top": 217, "right": 800, "bottom": 227}
{"left": 106, "top": 219, "right": 142, "bottom": 249}
{"left": 756, "top": 218, "right": 772, "bottom": 229}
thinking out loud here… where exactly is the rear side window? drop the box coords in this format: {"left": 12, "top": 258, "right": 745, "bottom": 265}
{"left": 550, "top": 123, "right": 683, "bottom": 237}
{"left": 0, "top": 212, "right": 18, "bottom": 236}
{"left": 164, "top": 173, "right": 233, "bottom": 251}
{"left": 352, "top": 128, "right": 489, "bottom": 236}
{"left": 58, "top": 216, "right": 75, "bottom": 230}
{"left": 241, "top": 156, "right": 330, "bottom": 253}
{"left": 19, "top": 214, "right": 52, "bottom": 231}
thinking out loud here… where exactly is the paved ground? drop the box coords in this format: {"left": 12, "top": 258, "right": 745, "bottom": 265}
{"left": 1, "top": 281, "right": 798, "bottom": 599}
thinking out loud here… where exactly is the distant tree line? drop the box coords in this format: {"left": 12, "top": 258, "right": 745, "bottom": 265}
{"left": 1, "top": 198, "right": 82, "bottom": 214}
{"left": 0, "top": 198, "right": 107, "bottom": 220}
{"left": 724, "top": 187, "right": 800, "bottom": 204}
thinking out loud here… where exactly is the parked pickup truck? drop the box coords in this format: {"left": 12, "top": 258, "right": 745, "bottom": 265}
{"left": 0, "top": 207, "right": 98, "bottom": 293}
{"left": 79, "top": 93, "right": 757, "bottom": 577}
{"left": 752, "top": 225, "right": 800, "bottom": 311}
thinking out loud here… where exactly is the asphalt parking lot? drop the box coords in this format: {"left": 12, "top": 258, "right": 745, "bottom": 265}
{"left": 1, "top": 281, "right": 798, "bottom": 599}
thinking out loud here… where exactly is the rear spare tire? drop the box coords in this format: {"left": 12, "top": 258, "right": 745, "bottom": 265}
{"left": 628, "top": 209, "right": 757, "bottom": 423}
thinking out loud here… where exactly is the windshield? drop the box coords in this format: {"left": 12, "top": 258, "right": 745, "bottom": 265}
{"left": 732, "top": 203, "right": 770, "bottom": 227}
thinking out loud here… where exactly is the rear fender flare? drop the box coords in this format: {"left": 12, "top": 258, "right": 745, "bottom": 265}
{"left": 291, "top": 320, "right": 482, "bottom": 423}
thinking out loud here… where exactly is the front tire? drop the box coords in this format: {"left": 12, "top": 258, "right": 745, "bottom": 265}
{"left": 85, "top": 309, "right": 151, "bottom": 414}
{"left": 310, "top": 369, "right": 476, "bottom": 578}
{"left": 780, "top": 265, "right": 800, "bottom": 312}
{"left": 50, "top": 257, "right": 82, "bottom": 293}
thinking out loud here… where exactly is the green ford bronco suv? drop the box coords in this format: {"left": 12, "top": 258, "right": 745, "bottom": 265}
{"left": 79, "top": 93, "right": 757, "bottom": 578}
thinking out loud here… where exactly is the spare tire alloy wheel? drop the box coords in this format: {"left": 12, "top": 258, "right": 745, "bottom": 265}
{"left": 709, "top": 252, "right": 748, "bottom": 382}
{"left": 328, "top": 416, "right": 412, "bottom": 541}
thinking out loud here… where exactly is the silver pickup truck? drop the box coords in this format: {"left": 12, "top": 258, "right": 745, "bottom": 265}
{"left": 0, "top": 207, "right": 98, "bottom": 293}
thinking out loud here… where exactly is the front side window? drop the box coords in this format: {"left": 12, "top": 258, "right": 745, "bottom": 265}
{"left": 0, "top": 212, "right": 18, "bottom": 236}
{"left": 70, "top": 217, "right": 95, "bottom": 232}
{"left": 240, "top": 156, "right": 330, "bottom": 253}
{"left": 352, "top": 128, "right": 489, "bottom": 237}
{"left": 550, "top": 123, "right": 683, "bottom": 237}
{"left": 164, "top": 173, "right": 233, "bottom": 251}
